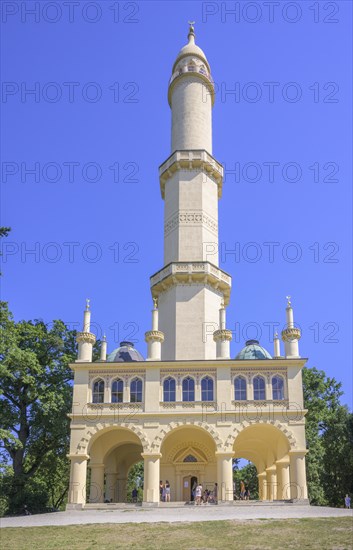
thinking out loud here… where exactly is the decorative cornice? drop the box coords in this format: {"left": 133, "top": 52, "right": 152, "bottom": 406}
{"left": 281, "top": 327, "right": 301, "bottom": 342}
{"left": 213, "top": 329, "right": 233, "bottom": 342}
{"left": 150, "top": 261, "right": 231, "bottom": 305}
{"left": 159, "top": 150, "right": 223, "bottom": 199}
{"left": 145, "top": 330, "right": 165, "bottom": 343}
{"left": 76, "top": 332, "right": 96, "bottom": 345}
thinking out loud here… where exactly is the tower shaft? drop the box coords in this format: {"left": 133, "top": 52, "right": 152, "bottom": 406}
{"left": 150, "top": 27, "right": 231, "bottom": 360}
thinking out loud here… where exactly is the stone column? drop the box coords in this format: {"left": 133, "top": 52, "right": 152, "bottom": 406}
{"left": 257, "top": 472, "right": 267, "bottom": 501}
{"left": 176, "top": 471, "right": 181, "bottom": 501}
{"left": 216, "top": 452, "right": 234, "bottom": 502}
{"left": 105, "top": 473, "right": 117, "bottom": 502}
{"left": 142, "top": 453, "right": 161, "bottom": 505}
{"left": 289, "top": 450, "right": 308, "bottom": 500}
{"left": 67, "top": 454, "right": 88, "bottom": 509}
{"left": 89, "top": 463, "right": 105, "bottom": 503}
{"left": 266, "top": 466, "right": 277, "bottom": 501}
{"left": 276, "top": 460, "right": 290, "bottom": 500}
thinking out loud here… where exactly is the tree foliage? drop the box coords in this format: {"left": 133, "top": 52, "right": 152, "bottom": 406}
{"left": 233, "top": 461, "right": 259, "bottom": 499}
{"left": 0, "top": 302, "right": 100, "bottom": 514}
{"left": 303, "top": 366, "right": 353, "bottom": 506}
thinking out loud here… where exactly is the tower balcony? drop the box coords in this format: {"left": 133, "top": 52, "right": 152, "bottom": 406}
{"left": 159, "top": 149, "right": 223, "bottom": 199}
{"left": 150, "top": 261, "right": 231, "bottom": 305}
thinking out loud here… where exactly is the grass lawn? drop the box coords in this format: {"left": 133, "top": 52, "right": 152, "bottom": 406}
{"left": 1, "top": 518, "right": 352, "bottom": 550}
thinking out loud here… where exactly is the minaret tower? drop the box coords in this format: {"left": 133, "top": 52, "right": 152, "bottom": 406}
{"left": 150, "top": 24, "right": 231, "bottom": 360}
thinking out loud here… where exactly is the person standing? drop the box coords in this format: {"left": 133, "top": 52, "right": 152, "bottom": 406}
{"left": 240, "top": 480, "right": 245, "bottom": 500}
{"left": 345, "top": 494, "right": 351, "bottom": 509}
{"left": 159, "top": 480, "right": 163, "bottom": 501}
{"left": 195, "top": 483, "right": 202, "bottom": 505}
{"left": 165, "top": 480, "right": 171, "bottom": 502}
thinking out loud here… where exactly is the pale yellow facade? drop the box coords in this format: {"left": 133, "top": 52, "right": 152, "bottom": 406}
{"left": 67, "top": 26, "right": 308, "bottom": 509}
{"left": 67, "top": 357, "right": 308, "bottom": 508}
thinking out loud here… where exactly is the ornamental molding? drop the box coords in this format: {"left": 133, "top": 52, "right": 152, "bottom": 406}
{"left": 231, "top": 368, "right": 287, "bottom": 379}
{"left": 89, "top": 372, "right": 146, "bottom": 383}
{"left": 145, "top": 330, "right": 165, "bottom": 343}
{"left": 160, "top": 369, "right": 216, "bottom": 382}
{"left": 151, "top": 420, "right": 223, "bottom": 452}
{"left": 224, "top": 419, "right": 297, "bottom": 450}
{"left": 281, "top": 327, "right": 301, "bottom": 342}
{"left": 164, "top": 210, "right": 218, "bottom": 237}
{"left": 76, "top": 332, "right": 96, "bottom": 344}
{"left": 76, "top": 421, "right": 150, "bottom": 454}
{"left": 213, "top": 329, "right": 233, "bottom": 342}
{"left": 150, "top": 261, "right": 231, "bottom": 305}
{"left": 166, "top": 440, "right": 214, "bottom": 463}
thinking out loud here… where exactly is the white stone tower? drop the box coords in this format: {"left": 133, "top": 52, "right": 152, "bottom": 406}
{"left": 150, "top": 24, "right": 232, "bottom": 360}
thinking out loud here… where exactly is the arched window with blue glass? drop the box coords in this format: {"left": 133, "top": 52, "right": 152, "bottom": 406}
{"left": 201, "top": 376, "right": 214, "bottom": 401}
{"left": 234, "top": 376, "right": 247, "bottom": 401}
{"left": 272, "top": 375, "right": 285, "bottom": 400}
{"left": 111, "top": 378, "right": 124, "bottom": 403}
{"left": 182, "top": 376, "right": 195, "bottom": 402}
{"left": 130, "top": 377, "right": 143, "bottom": 403}
{"left": 163, "top": 377, "right": 176, "bottom": 402}
{"left": 92, "top": 378, "right": 104, "bottom": 403}
{"left": 253, "top": 375, "right": 266, "bottom": 401}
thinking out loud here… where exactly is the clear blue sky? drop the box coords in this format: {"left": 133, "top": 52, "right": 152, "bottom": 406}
{"left": 1, "top": 1, "right": 352, "bottom": 408}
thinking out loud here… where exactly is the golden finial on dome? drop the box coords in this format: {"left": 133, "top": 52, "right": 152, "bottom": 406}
{"left": 86, "top": 298, "right": 90, "bottom": 310}
{"left": 286, "top": 295, "right": 291, "bottom": 307}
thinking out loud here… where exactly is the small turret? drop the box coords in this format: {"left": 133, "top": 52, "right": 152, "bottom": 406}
{"left": 213, "top": 300, "right": 232, "bottom": 359}
{"left": 281, "top": 296, "right": 301, "bottom": 358}
{"left": 100, "top": 334, "right": 107, "bottom": 361}
{"left": 76, "top": 299, "right": 96, "bottom": 362}
{"left": 273, "top": 332, "right": 281, "bottom": 358}
{"left": 145, "top": 299, "right": 164, "bottom": 361}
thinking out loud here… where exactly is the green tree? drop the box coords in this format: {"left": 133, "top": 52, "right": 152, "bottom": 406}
{"left": 0, "top": 302, "right": 100, "bottom": 514}
{"left": 302, "top": 366, "right": 352, "bottom": 506}
{"left": 233, "top": 461, "right": 259, "bottom": 499}
{"left": 127, "top": 462, "right": 144, "bottom": 502}
{"left": 321, "top": 405, "right": 353, "bottom": 507}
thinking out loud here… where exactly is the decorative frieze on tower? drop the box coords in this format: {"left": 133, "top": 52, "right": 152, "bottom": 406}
{"left": 150, "top": 24, "right": 232, "bottom": 361}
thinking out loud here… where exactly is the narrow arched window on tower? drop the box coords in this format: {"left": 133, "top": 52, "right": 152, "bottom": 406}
{"left": 112, "top": 378, "right": 124, "bottom": 403}
{"left": 253, "top": 376, "right": 266, "bottom": 400}
{"left": 272, "top": 375, "right": 285, "bottom": 400}
{"left": 130, "top": 377, "right": 143, "bottom": 403}
{"left": 92, "top": 379, "right": 104, "bottom": 403}
{"left": 201, "top": 376, "right": 214, "bottom": 401}
{"left": 182, "top": 376, "right": 195, "bottom": 401}
{"left": 234, "top": 376, "right": 247, "bottom": 401}
{"left": 163, "top": 377, "right": 176, "bottom": 402}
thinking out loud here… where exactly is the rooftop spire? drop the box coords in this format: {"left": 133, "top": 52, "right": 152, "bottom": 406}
{"left": 188, "top": 21, "right": 195, "bottom": 44}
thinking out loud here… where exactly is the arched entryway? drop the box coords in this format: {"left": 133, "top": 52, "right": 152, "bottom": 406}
{"left": 159, "top": 425, "right": 218, "bottom": 502}
{"left": 88, "top": 427, "right": 144, "bottom": 503}
{"left": 233, "top": 424, "right": 292, "bottom": 501}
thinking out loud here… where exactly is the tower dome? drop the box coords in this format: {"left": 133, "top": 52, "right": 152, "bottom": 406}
{"left": 172, "top": 23, "right": 211, "bottom": 73}
{"left": 235, "top": 340, "right": 272, "bottom": 360}
{"left": 107, "top": 341, "right": 145, "bottom": 362}
{"left": 168, "top": 23, "right": 214, "bottom": 111}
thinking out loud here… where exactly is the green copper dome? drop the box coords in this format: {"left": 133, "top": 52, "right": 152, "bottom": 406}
{"left": 235, "top": 340, "right": 272, "bottom": 360}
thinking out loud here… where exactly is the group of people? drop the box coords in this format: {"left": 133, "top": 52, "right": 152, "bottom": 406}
{"left": 193, "top": 482, "right": 218, "bottom": 505}
{"left": 159, "top": 480, "right": 171, "bottom": 502}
